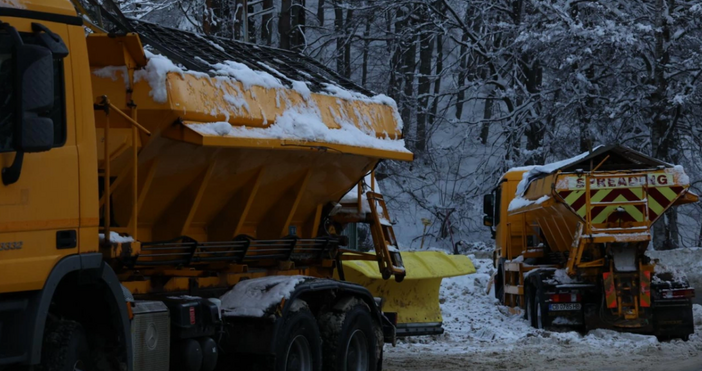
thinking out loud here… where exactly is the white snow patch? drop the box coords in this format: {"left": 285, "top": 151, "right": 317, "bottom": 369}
{"left": 220, "top": 275, "right": 308, "bottom": 317}
{"left": 0, "top": 0, "right": 25, "bottom": 8}
{"left": 133, "top": 51, "right": 187, "bottom": 103}
{"left": 209, "top": 60, "right": 285, "bottom": 90}
{"left": 92, "top": 66, "right": 130, "bottom": 87}
{"left": 223, "top": 93, "right": 250, "bottom": 113}
{"left": 99, "top": 231, "right": 135, "bottom": 243}
{"left": 669, "top": 165, "right": 690, "bottom": 185}
{"left": 186, "top": 104, "right": 410, "bottom": 153}
{"left": 507, "top": 195, "right": 550, "bottom": 212}
{"left": 543, "top": 268, "right": 579, "bottom": 285}
{"left": 292, "top": 80, "right": 312, "bottom": 100}
{"left": 552, "top": 316, "right": 581, "bottom": 325}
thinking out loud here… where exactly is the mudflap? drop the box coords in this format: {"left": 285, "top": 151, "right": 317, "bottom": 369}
{"left": 653, "top": 300, "right": 694, "bottom": 340}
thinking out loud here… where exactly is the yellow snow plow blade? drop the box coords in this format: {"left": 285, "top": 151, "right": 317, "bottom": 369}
{"left": 339, "top": 251, "right": 475, "bottom": 336}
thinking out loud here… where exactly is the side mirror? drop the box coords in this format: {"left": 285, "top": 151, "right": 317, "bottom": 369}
{"left": 483, "top": 194, "right": 494, "bottom": 217}
{"left": 18, "top": 44, "right": 54, "bottom": 153}
{"left": 1, "top": 22, "right": 63, "bottom": 186}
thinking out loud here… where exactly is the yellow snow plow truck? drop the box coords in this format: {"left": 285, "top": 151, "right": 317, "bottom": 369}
{"left": 484, "top": 145, "right": 698, "bottom": 340}
{"left": 0, "top": 1, "right": 472, "bottom": 370}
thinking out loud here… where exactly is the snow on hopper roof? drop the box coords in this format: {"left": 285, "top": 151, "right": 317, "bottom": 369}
{"left": 515, "top": 145, "right": 673, "bottom": 196}
{"left": 124, "top": 19, "right": 411, "bottom": 160}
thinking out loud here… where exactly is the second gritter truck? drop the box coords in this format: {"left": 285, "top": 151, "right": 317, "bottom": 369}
{"left": 0, "top": 1, "right": 472, "bottom": 370}
{"left": 485, "top": 145, "right": 697, "bottom": 340}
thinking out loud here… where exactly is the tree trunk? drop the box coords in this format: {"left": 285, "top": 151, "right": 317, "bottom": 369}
{"left": 389, "top": 8, "right": 405, "bottom": 100}
{"left": 480, "top": 91, "right": 492, "bottom": 144}
{"left": 521, "top": 55, "right": 543, "bottom": 164}
{"left": 454, "top": 8, "right": 471, "bottom": 121}
{"left": 290, "top": 0, "right": 306, "bottom": 50}
{"left": 279, "top": 0, "right": 292, "bottom": 49}
{"left": 429, "top": 32, "right": 443, "bottom": 126}
{"left": 416, "top": 25, "right": 434, "bottom": 153}
{"left": 317, "top": 0, "right": 325, "bottom": 26}
{"left": 334, "top": 0, "right": 344, "bottom": 74}
{"left": 204, "top": 0, "right": 213, "bottom": 35}
{"left": 650, "top": 0, "right": 677, "bottom": 249}
{"left": 361, "top": 16, "right": 371, "bottom": 85}
{"left": 401, "top": 34, "right": 416, "bottom": 137}
{"left": 343, "top": 8, "right": 354, "bottom": 78}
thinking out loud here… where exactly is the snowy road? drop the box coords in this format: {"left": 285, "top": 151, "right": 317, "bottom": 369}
{"left": 384, "top": 341, "right": 702, "bottom": 371}
{"left": 382, "top": 253, "right": 702, "bottom": 371}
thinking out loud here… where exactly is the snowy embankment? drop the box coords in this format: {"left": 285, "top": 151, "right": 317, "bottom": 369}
{"left": 384, "top": 254, "right": 702, "bottom": 371}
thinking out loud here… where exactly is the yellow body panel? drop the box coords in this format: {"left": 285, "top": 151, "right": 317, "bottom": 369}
{"left": 0, "top": 15, "right": 96, "bottom": 293}
{"left": 1, "top": 0, "right": 77, "bottom": 16}
{"left": 86, "top": 33, "right": 411, "bottom": 244}
{"left": 339, "top": 252, "right": 475, "bottom": 324}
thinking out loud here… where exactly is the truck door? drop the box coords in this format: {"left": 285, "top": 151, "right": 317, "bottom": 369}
{"left": 0, "top": 19, "right": 80, "bottom": 294}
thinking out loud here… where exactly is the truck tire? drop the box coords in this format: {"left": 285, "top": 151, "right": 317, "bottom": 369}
{"left": 494, "top": 263, "right": 505, "bottom": 303}
{"left": 318, "top": 303, "right": 379, "bottom": 371}
{"left": 40, "top": 320, "right": 92, "bottom": 371}
{"left": 534, "top": 287, "right": 547, "bottom": 330}
{"left": 525, "top": 285, "right": 536, "bottom": 326}
{"left": 275, "top": 302, "right": 323, "bottom": 371}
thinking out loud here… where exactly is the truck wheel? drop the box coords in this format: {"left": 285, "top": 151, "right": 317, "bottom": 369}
{"left": 40, "top": 320, "right": 92, "bottom": 371}
{"left": 494, "top": 263, "right": 505, "bottom": 303}
{"left": 276, "top": 302, "right": 322, "bottom": 371}
{"left": 534, "top": 287, "right": 546, "bottom": 330}
{"left": 319, "top": 302, "right": 379, "bottom": 371}
{"left": 525, "top": 285, "right": 536, "bottom": 326}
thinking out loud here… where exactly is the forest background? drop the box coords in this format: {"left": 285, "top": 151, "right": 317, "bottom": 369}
{"left": 115, "top": 0, "right": 702, "bottom": 251}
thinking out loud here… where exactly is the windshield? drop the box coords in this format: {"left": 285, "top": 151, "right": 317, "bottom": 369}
{"left": 0, "top": 32, "right": 15, "bottom": 151}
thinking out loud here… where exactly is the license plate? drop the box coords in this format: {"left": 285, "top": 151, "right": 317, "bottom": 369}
{"left": 549, "top": 303, "right": 582, "bottom": 311}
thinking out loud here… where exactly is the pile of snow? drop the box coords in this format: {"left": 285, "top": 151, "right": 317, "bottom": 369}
{"left": 186, "top": 103, "right": 409, "bottom": 153}
{"left": 544, "top": 268, "right": 579, "bottom": 285}
{"left": 134, "top": 51, "right": 199, "bottom": 103}
{"left": 515, "top": 147, "right": 602, "bottom": 196}
{"left": 220, "top": 275, "right": 308, "bottom": 317}
{"left": 507, "top": 195, "right": 549, "bottom": 212}
{"left": 98, "top": 231, "right": 135, "bottom": 243}
{"left": 392, "top": 256, "right": 702, "bottom": 357}
{"left": 670, "top": 165, "right": 691, "bottom": 185}
{"left": 92, "top": 66, "right": 130, "bottom": 87}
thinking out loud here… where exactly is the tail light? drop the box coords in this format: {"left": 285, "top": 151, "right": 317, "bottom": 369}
{"left": 660, "top": 288, "right": 695, "bottom": 299}
{"left": 550, "top": 293, "right": 581, "bottom": 303}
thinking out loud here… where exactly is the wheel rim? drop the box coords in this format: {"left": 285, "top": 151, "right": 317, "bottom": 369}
{"left": 536, "top": 302, "right": 543, "bottom": 329}
{"left": 344, "top": 329, "right": 369, "bottom": 371}
{"left": 285, "top": 335, "right": 312, "bottom": 371}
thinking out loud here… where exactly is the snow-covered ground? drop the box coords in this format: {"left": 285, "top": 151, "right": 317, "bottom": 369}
{"left": 384, "top": 252, "right": 702, "bottom": 371}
